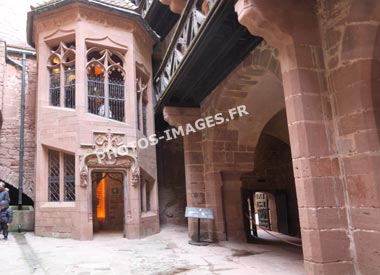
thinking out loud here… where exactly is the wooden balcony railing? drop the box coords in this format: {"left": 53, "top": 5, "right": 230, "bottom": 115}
{"left": 131, "top": 0, "right": 155, "bottom": 17}
{"left": 153, "top": 0, "right": 218, "bottom": 105}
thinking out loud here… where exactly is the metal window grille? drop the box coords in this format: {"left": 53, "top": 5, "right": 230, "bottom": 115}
{"left": 109, "top": 78, "right": 125, "bottom": 122}
{"left": 64, "top": 154, "right": 75, "bottom": 202}
{"left": 137, "top": 94, "right": 141, "bottom": 130}
{"left": 64, "top": 68, "right": 76, "bottom": 108}
{"left": 88, "top": 75, "right": 105, "bottom": 116}
{"left": 48, "top": 150, "right": 60, "bottom": 201}
{"left": 49, "top": 71, "right": 60, "bottom": 106}
{"left": 142, "top": 101, "right": 147, "bottom": 136}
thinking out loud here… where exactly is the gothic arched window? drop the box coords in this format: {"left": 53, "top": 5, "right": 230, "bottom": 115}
{"left": 86, "top": 48, "right": 125, "bottom": 122}
{"left": 47, "top": 42, "right": 76, "bottom": 108}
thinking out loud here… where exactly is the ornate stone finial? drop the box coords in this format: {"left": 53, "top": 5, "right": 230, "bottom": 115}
{"left": 80, "top": 166, "right": 89, "bottom": 188}
{"left": 131, "top": 165, "right": 140, "bottom": 187}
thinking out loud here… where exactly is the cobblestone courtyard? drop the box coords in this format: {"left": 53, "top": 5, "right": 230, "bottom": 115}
{"left": 3, "top": 226, "right": 303, "bottom": 275}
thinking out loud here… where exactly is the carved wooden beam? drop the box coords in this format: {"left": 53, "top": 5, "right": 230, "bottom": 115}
{"left": 160, "top": 0, "right": 187, "bottom": 14}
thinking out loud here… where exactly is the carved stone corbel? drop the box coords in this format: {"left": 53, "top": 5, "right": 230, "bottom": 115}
{"left": 80, "top": 166, "right": 89, "bottom": 188}
{"left": 131, "top": 165, "right": 140, "bottom": 187}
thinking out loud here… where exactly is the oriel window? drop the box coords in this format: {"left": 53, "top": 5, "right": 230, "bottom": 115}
{"left": 47, "top": 42, "right": 76, "bottom": 108}
{"left": 87, "top": 48, "right": 125, "bottom": 122}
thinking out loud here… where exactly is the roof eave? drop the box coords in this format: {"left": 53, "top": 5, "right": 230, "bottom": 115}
{"left": 27, "top": 0, "right": 160, "bottom": 48}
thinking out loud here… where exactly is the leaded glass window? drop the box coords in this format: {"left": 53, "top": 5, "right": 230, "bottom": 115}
{"left": 64, "top": 154, "right": 75, "bottom": 201}
{"left": 86, "top": 48, "right": 125, "bottom": 122}
{"left": 47, "top": 150, "right": 76, "bottom": 202}
{"left": 48, "top": 150, "right": 60, "bottom": 202}
{"left": 48, "top": 42, "right": 76, "bottom": 108}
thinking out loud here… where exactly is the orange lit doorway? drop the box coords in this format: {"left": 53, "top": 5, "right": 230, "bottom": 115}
{"left": 92, "top": 172, "right": 124, "bottom": 234}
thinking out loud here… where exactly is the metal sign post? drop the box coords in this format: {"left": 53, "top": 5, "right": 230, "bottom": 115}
{"left": 185, "top": 207, "right": 214, "bottom": 246}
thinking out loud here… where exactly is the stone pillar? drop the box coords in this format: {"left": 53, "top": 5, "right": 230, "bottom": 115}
{"left": 125, "top": 170, "right": 142, "bottom": 239}
{"left": 323, "top": 1, "right": 380, "bottom": 274}
{"left": 221, "top": 170, "right": 245, "bottom": 241}
{"left": 201, "top": 125, "right": 251, "bottom": 241}
{"left": 236, "top": 1, "right": 354, "bottom": 274}
{"left": 163, "top": 107, "right": 206, "bottom": 240}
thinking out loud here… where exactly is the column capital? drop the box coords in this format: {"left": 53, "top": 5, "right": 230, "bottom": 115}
{"left": 163, "top": 106, "right": 201, "bottom": 128}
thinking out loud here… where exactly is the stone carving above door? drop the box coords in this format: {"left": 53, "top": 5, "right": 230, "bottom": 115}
{"left": 79, "top": 129, "right": 139, "bottom": 188}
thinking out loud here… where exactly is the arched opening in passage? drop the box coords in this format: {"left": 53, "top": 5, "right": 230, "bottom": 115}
{"left": 242, "top": 110, "right": 301, "bottom": 245}
{"left": 0, "top": 180, "right": 34, "bottom": 206}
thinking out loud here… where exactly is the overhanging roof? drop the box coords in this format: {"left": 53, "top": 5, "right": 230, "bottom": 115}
{"left": 27, "top": 0, "right": 160, "bottom": 47}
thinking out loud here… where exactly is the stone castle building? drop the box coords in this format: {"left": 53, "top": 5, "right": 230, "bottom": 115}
{"left": 0, "top": 0, "right": 379, "bottom": 274}
{"left": 1, "top": 0, "right": 159, "bottom": 240}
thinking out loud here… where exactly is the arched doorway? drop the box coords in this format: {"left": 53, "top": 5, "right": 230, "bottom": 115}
{"left": 91, "top": 172, "right": 124, "bottom": 234}
{"left": 241, "top": 113, "right": 301, "bottom": 243}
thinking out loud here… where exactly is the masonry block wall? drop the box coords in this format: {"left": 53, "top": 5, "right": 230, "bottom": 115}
{"left": 317, "top": 1, "right": 380, "bottom": 274}
{"left": 0, "top": 50, "right": 36, "bottom": 201}
{"left": 235, "top": 0, "right": 380, "bottom": 274}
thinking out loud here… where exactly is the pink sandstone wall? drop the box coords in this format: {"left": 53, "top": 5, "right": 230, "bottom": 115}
{"left": 0, "top": 47, "right": 37, "bottom": 201}
{"left": 235, "top": 0, "right": 380, "bottom": 273}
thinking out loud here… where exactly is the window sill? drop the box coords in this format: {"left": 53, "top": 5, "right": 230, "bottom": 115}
{"left": 41, "top": 202, "right": 76, "bottom": 208}
{"left": 141, "top": 211, "right": 157, "bottom": 218}
{"left": 85, "top": 112, "right": 130, "bottom": 126}
{"left": 46, "top": 106, "right": 76, "bottom": 111}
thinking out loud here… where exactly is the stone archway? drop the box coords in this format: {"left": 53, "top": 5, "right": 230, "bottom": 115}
{"left": 79, "top": 152, "right": 140, "bottom": 239}
{"left": 162, "top": 41, "right": 289, "bottom": 242}
{"left": 76, "top": 129, "right": 142, "bottom": 240}
{"left": 0, "top": 165, "right": 34, "bottom": 200}
{"left": 198, "top": 41, "right": 286, "bottom": 241}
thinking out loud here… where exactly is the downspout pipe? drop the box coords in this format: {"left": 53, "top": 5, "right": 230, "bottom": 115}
{"left": 6, "top": 47, "right": 36, "bottom": 210}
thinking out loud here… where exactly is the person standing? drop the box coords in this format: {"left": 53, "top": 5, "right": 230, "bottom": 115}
{"left": 0, "top": 200, "right": 13, "bottom": 240}
{"left": 0, "top": 182, "right": 10, "bottom": 203}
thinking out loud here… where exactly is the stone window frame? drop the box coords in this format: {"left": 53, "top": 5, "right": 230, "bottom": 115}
{"left": 47, "top": 41, "right": 76, "bottom": 108}
{"left": 47, "top": 149, "right": 76, "bottom": 202}
{"left": 136, "top": 63, "right": 150, "bottom": 136}
{"left": 139, "top": 169, "right": 154, "bottom": 213}
{"left": 86, "top": 46, "right": 126, "bottom": 122}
